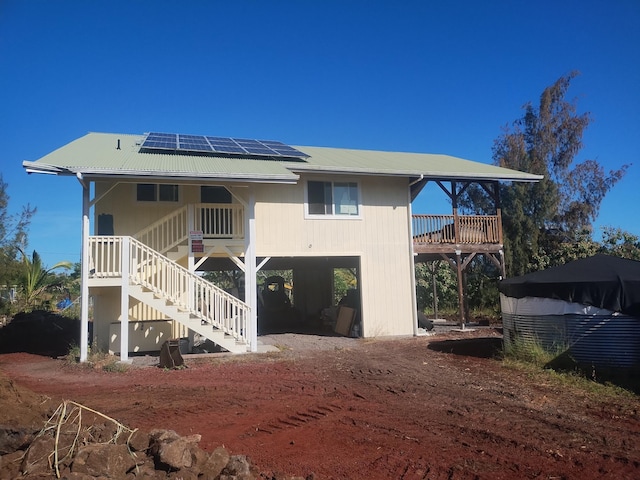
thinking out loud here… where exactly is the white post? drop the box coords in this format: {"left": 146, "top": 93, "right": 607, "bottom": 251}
{"left": 120, "top": 237, "right": 130, "bottom": 362}
{"left": 79, "top": 177, "right": 90, "bottom": 362}
{"left": 187, "top": 203, "right": 195, "bottom": 272}
{"left": 407, "top": 189, "right": 419, "bottom": 337}
{"left": 245, "top": 191, "right": 258, "bottom": 352}
{"left": 186, "top": 204, "right": 195, "bottom": 341}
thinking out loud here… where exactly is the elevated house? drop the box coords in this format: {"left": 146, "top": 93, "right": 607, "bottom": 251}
{"left": 23, "top": 132, "right": 541, "bottom": 361}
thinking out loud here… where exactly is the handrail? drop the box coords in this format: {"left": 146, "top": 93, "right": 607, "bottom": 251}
{"left": 88, "top": 236, "right": 249, "bottom": 345}
{"left": 412, "top": 214, "right": 502, "bottom": 244}
{"left": 89, "top": 236, "right": 123, "bottom": 276}
{"left": 134, "top": 205, "right": 188, "bottom": 255}
{"left": 194, "top": 203, "right": 245, "bottom": 239}
{"left": 133, "top": 203, "right": 245, "bottom": 254}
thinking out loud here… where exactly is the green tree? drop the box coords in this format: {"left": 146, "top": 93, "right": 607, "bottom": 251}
{"left": 0, "top": 174, "right": 36, "bottom": 287}
{"left": 17, "top": 248, "right": 72, "bottom": 311}
{"left": 415, "top": 261, "right": 458, "bottom": 315}
{"left": 463, "top": 72, "right": 628, "bottom": 276}
{"left": 333, "top": 268, "right": 357, "bottom": 304}
{"left": 598, "top": 227, "right": 640, "bottom": 260}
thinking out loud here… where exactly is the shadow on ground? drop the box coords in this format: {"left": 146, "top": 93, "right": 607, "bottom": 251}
{"left": 428, "top": 337, "right": 504, "bottom": 359}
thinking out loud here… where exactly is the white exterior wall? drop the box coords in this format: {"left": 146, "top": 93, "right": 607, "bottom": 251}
{"left": 254, "top": 174, "right": 415, "bottom": 337}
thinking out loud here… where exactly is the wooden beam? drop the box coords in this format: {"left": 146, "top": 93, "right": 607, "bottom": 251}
{"left": 455, "top": 250, "right": 465, "bottom": 327}
{"left": 436, "top": 180, "right": 454, "bottom": 201}
{"left": 461, "top": 252, "right": 477, "bottom": 271}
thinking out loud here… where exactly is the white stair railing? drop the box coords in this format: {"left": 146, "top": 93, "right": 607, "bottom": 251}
{"left": 88, "top": 236, "right": 249, "bottom": 345}
{"left": 134, "top": 205, "right": 189, "bottom": 255}
{"left": 89, "top": 236, "right": 123, "bottom": 277}
{"left": 194, "top": 203, "right": 245, "bottom": 239}
{"left": 133, "top": 203, "right": 246, "bottom": 254}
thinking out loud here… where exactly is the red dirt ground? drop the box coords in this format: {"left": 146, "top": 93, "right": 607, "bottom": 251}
{"left": 1, "top": 328, "right": 639, "bottom": 479}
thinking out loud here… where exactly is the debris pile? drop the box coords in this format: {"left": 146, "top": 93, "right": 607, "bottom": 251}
{"left": 0, "top": 400, "right": 309, "bottom": 480}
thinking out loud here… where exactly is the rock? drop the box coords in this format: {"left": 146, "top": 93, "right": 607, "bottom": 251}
{"left": 72, "top": 443, "right": 136, "bottom": 478}
{"left": 199, "top": 446, "right": 230, "bottom": 478}
{"left": 220, "top": 454, "right": 256, "bottom": 480}
{"left": 20, "top": 435, "right": 55, "bottom": 475}
{"left": 91, "top": 421, "right": 119, "bottom": 444}
{"left": 0, "top": 425, "right": 35, "bottom": 455}
{"left": 128, "top": 429, "right": 150, "bottom": 452}
{"left": 129, "top": 457, "right": 167, "bottom": 479}
{"left": 167, "top": 469, "right": 199, "bottom": 480}
{"left": 63, "top": 472, "right": 107, "bottom": 480}
{"left": 1, "top": 449, "right": 25, "bottom": 479}
{"left": 148, "top": 429, "right": 202, "bottom": 471}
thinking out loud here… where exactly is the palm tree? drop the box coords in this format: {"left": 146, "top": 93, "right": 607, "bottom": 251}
{"left": 17, "top": 248, "right": 72, "bottom": 310}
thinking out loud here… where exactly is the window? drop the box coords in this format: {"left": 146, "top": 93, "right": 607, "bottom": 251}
{"left": 136, "top": 184, "right": 179, "bottom": 202}
{"left": 201, "top": 186, "right": 232, "bottom": 204}
{"left": 307, "top": 181, "right": 360, "bottom": 217}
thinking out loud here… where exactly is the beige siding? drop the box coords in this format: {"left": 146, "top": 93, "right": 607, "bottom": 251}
{"left": 93, "top": 175, "right": 416, "bottom": 339}
{"left": 91, "top": 286, "right": 120, "bottom": 351}
{"left": 94, "top": 181, "right": 237, "bottom": 236}
{"left": 255, "top": 175, "right": 415, "bottom": 337}
{"left": 129, "top": 298, "right": 167, "bottom": 322}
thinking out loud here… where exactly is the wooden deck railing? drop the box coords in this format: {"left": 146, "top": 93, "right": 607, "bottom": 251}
{"left": 412, "top": 214, "right": 502, "bottom": 245}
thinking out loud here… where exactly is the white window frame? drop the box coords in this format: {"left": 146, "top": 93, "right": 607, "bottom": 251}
{"left": 304, "top": 179, "right": 362, "bottom": 219}
{"left": 136, "top": 183, "right": 180, "bottom": 203}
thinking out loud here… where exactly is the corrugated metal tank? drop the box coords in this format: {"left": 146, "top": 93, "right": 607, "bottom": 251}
{"left": 502, "top": 312, "right": 640, "bottom": 368}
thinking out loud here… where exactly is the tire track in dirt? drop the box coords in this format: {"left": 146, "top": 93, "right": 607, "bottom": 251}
{"left": 242, "top": 402, "right": 345, "bottom": 437}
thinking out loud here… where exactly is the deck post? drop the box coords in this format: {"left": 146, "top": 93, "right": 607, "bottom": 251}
{"left": 455, "top": 250, "right": 465, "bottom": 328}
{"left": 245, "top": 191, "right": 258, "bottom": 352}
{"left": 407, "top": 188, "right": 418, "bottom": 337}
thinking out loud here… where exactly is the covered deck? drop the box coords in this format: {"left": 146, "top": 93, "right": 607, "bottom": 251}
{"left": 410, "top": 180, "right": 506, "bottom": 326}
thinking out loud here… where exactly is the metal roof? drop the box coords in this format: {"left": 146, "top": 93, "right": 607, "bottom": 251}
{"left": 22, "top": 132, "right": 542, "bottom": 183}
{"left": 290, "top": 145, "right": 542, "bottom": 182}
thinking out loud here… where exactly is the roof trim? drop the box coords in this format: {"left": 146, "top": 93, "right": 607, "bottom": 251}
{"left": 22, "top": 161, "right": 300, "bottom": 184}
{"left": 286, "top": 164, "right": 543, "bottom": 182}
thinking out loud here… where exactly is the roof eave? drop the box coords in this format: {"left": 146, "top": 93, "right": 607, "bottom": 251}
{"left": 22, "top": 161, "right": 300, "bottom": 184}
{"left": 287, "top": 164, "right": 543, "bottom": 182}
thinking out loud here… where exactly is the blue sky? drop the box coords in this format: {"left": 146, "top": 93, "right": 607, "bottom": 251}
{"left": 1, "top": 0, "right": 639, "bottom": 267}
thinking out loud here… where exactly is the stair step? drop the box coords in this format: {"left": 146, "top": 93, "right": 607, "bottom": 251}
{"left": 125, "top": 253, "right": 249, "bottom": 354}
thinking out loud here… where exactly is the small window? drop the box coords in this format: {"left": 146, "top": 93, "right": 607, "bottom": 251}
{"left": 136, "top": 184, "right": 179, "bottom": 202}
{"left": 307, "top": 181, "right": 360, "bottom": 217}
{"left": 201, "top": 186, "right": 232, "bottom": 204}
{"left": 159, "top": 184, "right": 179, "bottom": 202}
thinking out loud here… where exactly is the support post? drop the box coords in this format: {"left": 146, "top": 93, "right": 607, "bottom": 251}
{"left": 455, "top": 250, "right": 465, "bottom": 328}
{"left": 79, "top": 177, "right": 90, "bottom": 362}
{"left": 407, "top": 187, "right": 419, "bottom": 337}
{"left": 187, "top": 204, "right": 195, "bottom": 317}
{"left": 431, "top": 261, "right": 439, "bottom": 321}
{"left": 187, "top": 203, "right": 195, "bottom": 272}
{"left": 245, "top": 191, "right": 258, "bottom": 352}
{"left": 120, "top": 237, "right": 130, "bottom": 362}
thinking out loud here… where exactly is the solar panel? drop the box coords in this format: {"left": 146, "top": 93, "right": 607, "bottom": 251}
{"left": 178, "top": 134, "right": 213, "bottom": 152}
{"left": 143, "top": 132, "right": 177, "bottom": 150}
{"left": 141, "top": 132, "right": 309, "bottom": 159}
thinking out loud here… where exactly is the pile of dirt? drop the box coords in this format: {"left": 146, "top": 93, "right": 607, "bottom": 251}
{"left": 0, "top": 376, "right": 306, "bottom": 479}
{"left": 0, "top": 311, "right": 80, "bottom": 357}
